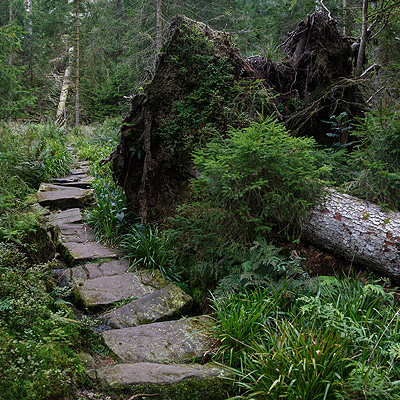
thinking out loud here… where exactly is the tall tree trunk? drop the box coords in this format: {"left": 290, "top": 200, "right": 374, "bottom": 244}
{"left": 8, "top": 0, "right": 13, "bottom": 65}
{"left": 25, "top": 0, "right": 33, "bottom": 85}
{"left": 303, "top": 188, "right": 400, "bottom": 281}
{"left": 355, "top": 0, "right": 368, "bottom": 77}
{"left": 343, "top": 0, "right": 347, "bottom": 35}
{"left": 75, "top": 0, "right": 80, "bottom": 127}
{"left": 156, "top": 0, "right": 163, "bottom": 51}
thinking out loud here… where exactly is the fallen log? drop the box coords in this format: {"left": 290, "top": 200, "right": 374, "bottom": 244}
{"left": 303, "top": 189, "right": 400, "bottom": 281}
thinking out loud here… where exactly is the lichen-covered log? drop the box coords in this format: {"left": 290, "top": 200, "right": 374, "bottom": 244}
{"left": 303, "top": 189, "right": 400, "bottom": 280}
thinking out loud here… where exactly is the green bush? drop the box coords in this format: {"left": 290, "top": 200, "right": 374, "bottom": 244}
{"left": 193, "top": 116, "right": 330, "bottom": 238}
{"left": 345, "top": 105, "right": 400, "bottom": 208}
{"left": 0, "top": 122, "right": 73, "bottom": 242}
{"left": 0, "top": 243, "right": 85, "bottom": 400}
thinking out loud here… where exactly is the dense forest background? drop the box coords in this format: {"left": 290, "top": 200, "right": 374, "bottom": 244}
{"left": 1, "top": 0, "right": 400, "bottom": 123}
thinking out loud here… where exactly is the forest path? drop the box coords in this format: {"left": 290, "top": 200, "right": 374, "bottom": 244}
{"left": 36, "top": 157, "right": 231, "bottom": 400}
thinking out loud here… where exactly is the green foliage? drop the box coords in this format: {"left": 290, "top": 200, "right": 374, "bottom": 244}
{"left": 210, "top": 275, "right": 400, "bottom": 399}
{"left": 193, "top": 117, "right": 330, "bottom": 237}
{"left": 234, "top": 324, "right": 351, "bottom": 400}
{"left": 69, "top": 119, "right": 120, "bottom": 178}
{"left": 168, "top": 118, "right": 328, "bottom": 292}
{"left": 209, "top": 288, "right": 277, "bottom": 366}
{"left": 0, "top": 24, "right": 36, "bottom": 118}
{"left": 0, "top": 243, "right": 85, "bottom": 400}
{"left": 345, "top": 105, "right": 400, "bottom": 209}
{"left": 218, "top": 237, "right": 304, "bottom": 291}
{"left": 121, "top": 225, "right": 181, "bottom": 282}
{"left": 85, "top": 177, "right": 133, "bottom": 245}
{"left": 0, "top": 122, "right": 72, "bottom": 242}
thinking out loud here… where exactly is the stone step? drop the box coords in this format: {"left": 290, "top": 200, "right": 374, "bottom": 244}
{"left": 99, "top": 283, "right": 193, "bottom": 329}
{"left": 58, "top": 259, "right": 131, "bottom": 287}
{"left": 52, "top": 174, "right": 95, "bottom": 189}
{"left": 37, "top": 183, "right": 94, "bottom": 209}
{"left": 48, "top": 208, "right": 83, "bottom": 227}
{"left": 73, "top": 271, "right": 168, "bottom": 309}
{"left": 58, "top": 240, "right": 118, "bottom": 266}
{"left": 89, "top": 362, "right": 232, "bottom": 399}
{"left": 102, "top": 317, "right": 213, "bottom": 364}
{"left": 56, "top": 223, "right": 95, "bottom": 243}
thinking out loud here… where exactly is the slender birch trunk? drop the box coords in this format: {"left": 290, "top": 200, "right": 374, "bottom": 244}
{"left": 355, "top": 0, "right": 368, "bottom": 78}
{"left": 156, "top": 0, "right": 163, "bottom": 51}
{"left": 75, "top": 0, "right": 80, "bottom": 127}
{"left": 343, "top": 0, "right": 347, "bottom": 35}
{"left": 56, "top": 57, "right": 72, "bottom": 125}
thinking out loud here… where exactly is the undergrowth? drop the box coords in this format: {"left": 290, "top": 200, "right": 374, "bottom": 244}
{"left": 210, "top": 275, "right": 400, "bottom": 399}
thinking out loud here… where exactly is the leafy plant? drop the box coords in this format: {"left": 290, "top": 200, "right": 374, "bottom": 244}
{"left": 0, "top": 243, "right": 85, "bottom": 400}
{"left": 121, "top": 225, "right": 181, "bottom": 282}
{"left": 233, "top": 323, "right": 351, "bottom": 400}
{"left": 85, "top": 177, "right": 133, "bottom": 245}
{"left": 209, "top": 288, "right": 277, "bottom": 366}
{"left": 0, "top": 122, "right": 73, "bottom": 242}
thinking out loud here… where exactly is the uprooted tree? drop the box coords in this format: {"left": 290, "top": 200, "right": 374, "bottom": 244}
{"left": 108, "top": 14, "right": 400, "bottom": 281}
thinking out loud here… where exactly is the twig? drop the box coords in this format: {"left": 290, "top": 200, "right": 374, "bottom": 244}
{"left": 367, "top": 86, "right": 385, "bottom": 104}
{"left": 319, "top": 0, "right": 332, "bottom": 20}
{"left": 359, "top": 63, "right": 380, "bottom": 79}
{"left": 127, "top": 394, "right": 160, "bottom": 400}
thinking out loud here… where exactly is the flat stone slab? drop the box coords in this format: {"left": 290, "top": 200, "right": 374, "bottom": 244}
{"left": 58, "top": 224, "right": 95, "bottom": 243}
{"left": 74, "top": 271, "right": 168, "bottom": 308}
{"left": 102, "top": 317, "right": 212, "bottom": 363}
{"left": 100, "top": 283, "right": 193, "bottom": 328}
{"left": 91, "top": 362, "right": 231, "bottom": 387}
{"left": 59, "top": 241, "right": 118, "bottom": 265}
{"left": 70, "top": 166, "right": 89, "bottom": 175}
{"left": 37, "top": 183, "right": 94, "bottom": 209}
{"left": 52, "top": 174, "right": 95, "bottom": 188}
{"left": 48, "top": 208, "right": 83, "bottom": 226}
{"left": 58, "top": 259, "right": 131, "bottom": 287}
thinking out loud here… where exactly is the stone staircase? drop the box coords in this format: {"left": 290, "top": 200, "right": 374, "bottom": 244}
{"left": 36, "top": 160, "right": 232, "bottom": 400}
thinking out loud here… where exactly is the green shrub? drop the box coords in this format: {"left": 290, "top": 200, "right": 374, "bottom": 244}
{"left": 0, "top": 122, "right": 73, "bottom": 242}
{"left": 193, "top": 116, "right": 330, "bottom": 238}
{"left": 0, "top": 243, "right": 85, "bottom": 400}
{"left": 346, "top": 105, "right": 400, "bottom": 208}
{"left": 211, "top": 276, "right": 400, "bottom": 399}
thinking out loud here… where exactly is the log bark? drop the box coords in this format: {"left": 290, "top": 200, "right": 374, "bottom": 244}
{"left": 303, "top": 189, "right": 400, "bottom": 281}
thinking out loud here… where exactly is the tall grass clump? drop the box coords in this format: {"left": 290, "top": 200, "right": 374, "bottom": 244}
{"left": 210, "top": 275, "right": 400, "bottom": 399}
{"left": 121, "top": 225, "right": 181, "bottom": 282}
